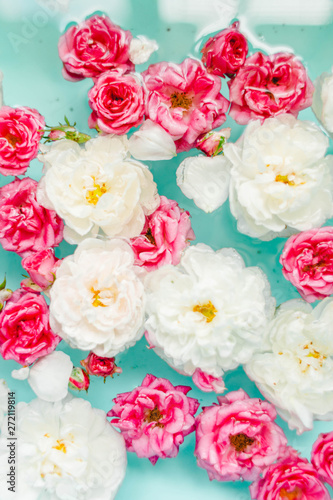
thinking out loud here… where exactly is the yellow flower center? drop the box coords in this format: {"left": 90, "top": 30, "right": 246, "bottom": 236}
{"left": 193, "top": 301, "right": 217, "bottom": 323}
{"left": 5, "top": 132, "right": 20, "bottom": 147}
{"left": 229, "top": 433, "right": 255, "bottom": 452}
{"left": 52, "top": 439, "right": 67, "bottom": 454}
{"left": 144, "top": 406, "right": 164, "bottom": 427}
{"left": 86, "top": 178, "right": 108, "bottom": 205}
{"left": 91, "top": 287, "right": 107, "bottom": 308}
{"left": 279, "top": 487, "right": 302, "bottom": 500}
{"left": 170, "top": 92, "right": 192, "bottom": 110}
{"left": 275, "top": 174, "right": 295, "bottom": 186}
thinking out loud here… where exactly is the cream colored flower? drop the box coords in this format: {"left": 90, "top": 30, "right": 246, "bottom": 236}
{"left": 129, "top": 35, "right": 158, "bottom": 64}
{"left": 312, "top": 69, "right": 333, "bottom": 137}
{"left": 28, "top": 351, "right": 73, "bottom": 402}
{"left": 128, "top": 119, "right": 176, "bottom": 160}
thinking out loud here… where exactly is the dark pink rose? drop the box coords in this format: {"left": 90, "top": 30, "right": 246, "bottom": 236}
{"left": 0, "top": 289, "right": 61, "bottom": 365}
{"left": 0, "top": 177, "right": 64, "bottom": 257}
{"left": 201, "top": 21, "right": 248, "bottom": 78}
{"left": 108, "top": 373, "right": 199, "bottom": 464}
{"left": 194, "top": 389, "right": 287, "bottom": 482}
{"left": 88, "top": 70, "right": 145, "bottom": 134}
{"left": 142, "top": 58, "right": 229, "bottom": 152}
{"left": 130, "top": 196, "right": 195, "bottom": 271}
{"left": 228, "top": 52, "right": 314, "bottom": 124}
{"left": 21, "top": 249, "right": 61, "bottom": 291}
{"left": 250, "top": 448, "right": 330, "bottom": 500}
{"left": 311, "top": 431, "right": 333, "bottom": 488}
{"left": 58, "top": 14, "right": 134, "bottom": 82}
{"left": 0, "top": 106, "right": 45, "bottom": 176}
{"left": 192, "top": 368, "right": 225, "bottom": 393}
{"left": 80, "top": 352, "right": 122, "bottom": 379}
{"left": 280, "top": 227, "right": 333, "bottom": 302}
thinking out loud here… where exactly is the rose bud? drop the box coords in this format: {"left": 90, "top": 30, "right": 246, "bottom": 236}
{"left": 80, "top": 352, "right": 122, "bottom": 381}
{"left": 68, "top": 367, "right": 90, "bottom": 392}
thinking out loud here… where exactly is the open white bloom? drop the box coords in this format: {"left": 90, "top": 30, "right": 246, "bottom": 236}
{"left": 245, "top": 298, "right": 333, "bottom": 434}
{"left": 145, "top": 244, "right": 275, "bottom": 377}
{"left": 28, "top": 351, "right": 73, "bottom": 402}
{"left": 0, "top": 379, "right": 8, "bottom": 429}
{"left": 0, "top": 396, "right": 126, "bottom": 500}
{"left": 49, "top": 238, "right": 145, "bottom": 357}
{"left": 176, "top": 155, "right": 231, "bottom": 212}
{"left": 129, "top": 35, "right": 158, "bottom": 64}
{"left": 312, "top": 69, "right": 333, "bottom": 137}
{"left": 224, "top": 115, "right": 333, "bottom": 240}
{"left": 128, "top": 119, "right": 176, "bottom": 160}
{"left": 37, "top": 135, "right": 159, "bottom": 244}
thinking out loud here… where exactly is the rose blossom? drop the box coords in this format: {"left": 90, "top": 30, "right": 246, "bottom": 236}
{"left": 195, "top": 389, "right": 287, "bottom": 482}
{"left": 195, "top": 127, "right": 231, "bottom": 157}
{"left": 142, "top": 58, "right": 229, "bottom": 152}
{"left": 311, "top": 431, "right": 333, "bottom": 487}
{"left": 192, "top": 369, "right": 225, "bottom": 393}
{"left": 228, "top": 52, "right": 314, "bottom": 124}
{"left": 80, "top": 352, "right": 122, "bottom": 380}
{"left": 21, "top": 248, "right": 61, "bottom": 291}
{"left": 130, "top": 195, "right": 195, "bottom": 271}
{"left": 69, "top": 367, "right": 90, "bottom": 392}
{"left": 88, "top": 70, "right": 145, "bottom": 134}
{"left": 108, "top": 373, "right": 199, "bottom": 464}
{"left": 0, "top": 289, "right": 61, "bottom": 365}
{"left": 312, "top": 69, "right": 333, "bottom": 138}
{"left": 201, "top": 21, "right": 248, "bottom": 78}
{"left": 0, "top": 177, "right": 64, "bottom": 256}
{"left": 280, "top": 227, "right": 333, "bottom": 302}
{"left": 58, "top": 14, "right": 134, "bottom": 81}
{"left": 0, "top": 106, "right": 45, "bottom": 176}
{"left": 250, "top": 448, "right": 330, "bottom": 500}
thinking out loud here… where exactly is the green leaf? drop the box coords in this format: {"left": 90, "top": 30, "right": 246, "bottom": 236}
{"left": 0, "top": 275, "right": 6, "bottom": 291}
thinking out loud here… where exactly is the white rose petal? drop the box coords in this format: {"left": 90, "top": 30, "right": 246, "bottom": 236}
{"left": 129, "top": 35, "right": 158, "bottom": 64}
{"left": 312, "top": 70, "right": 333, "bottom": 137}
{"left": 176, "top": 155, "right": 231, "bottom": 212}
{"left": 128, "top": 119, "right": 177, "bottom": 160}
{"left": 11, "top": 366, "right": 30, "bottom": 380}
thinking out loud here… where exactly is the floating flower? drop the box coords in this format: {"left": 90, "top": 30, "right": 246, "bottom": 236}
{"left": 311, "top": 431, "right": 333, "bottom": 488}
{"left": 21, "top": 248, "right": 61, "bottom": 292}
{"left": 0, "top": 289, "right": 61, "bottom": 366}
{"left": 128, "top": 119, "right": 177, "bottom": 161}
{"left": 312, "top": 69, "right": 333, "bottom": 138}
{"left": 192, "top": 369, "right": 225, "bottom": 393}
{"left": 88, "top": 70, "right": 145, "bottom": 134}
{"left": 58, "top": 14, "right": 134, "bottom": 81}
{"left": 142, "top": 58, "right": 229, "bottom": 152}
{"left": 245, "top": 298, "right": 333, "bottom": 433}
{"left": 37, "top": 135, "right": 159, "bottom": 244}
{"left": 280, "top": 227, "right": 333, "bottom": 302}
{"left": 49, "top": 238, "right": 146, "bottom": 357}
{"left": 80, "top": 352, "right": 122, "bottom": 380}
{"left": 225, "top": 115, "right": 333, "bottom": 240}
{"left": 0, "top": 177, "right": 64, "bottom": 256}
{"left": 69, "top": 367, "right": 90, "bottom": 392}
{"left": 228, "top": 52, "right": 314, "bottom": 124}
{"left": 195, "top": 389, "right": 287, "bottom": 482}
{"left": 130, "top": 195, "right": 195, "bottom": 271}
{"left": 0, "top": 396, "right": 127, "bottom": 499}
{"left": 144, "top": 244, "right": 275, "bottom": 378}
{"left": 108, "top": 373, "right": 199, "bottom": 464}
{"left": 195, "top": 127, "right": 231, "bottom": 157}
{"left": 129, "top": 35, "right": 158, "bottom": 64}
{"left": 250, "top": 448, "right": 330, "bottom": 500}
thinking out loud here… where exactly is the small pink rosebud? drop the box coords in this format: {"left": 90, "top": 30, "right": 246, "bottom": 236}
{"left": 21, "top": 249, "right": 61, "bottom": 291}
{"left": 195, "top": 128, "right": 231, "bottom": 157}
{"left": 48, "top": 129, "right": 67, "bottom": 141}
{"left": 68, "top": 367, "right": 90, "bottom": 392}
{"left": 80, "top": 352, "right": 122, "bottom": 381}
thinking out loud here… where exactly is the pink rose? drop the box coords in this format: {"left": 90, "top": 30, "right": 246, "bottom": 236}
{"left": 194, "top": 389, "right": 287, "bottom": 482}
{"left": 192, "top": 369, "right": 225, "bottom": 393}
{"left": 58, "top": 14, "right": 134, "bottom": 82}
{"left": 108, "top": 373, "right": 199, "bottom": 464}
{"left": 68, "top": 367, "right": 90, "bottom": 392}
{"left": 0, "top": 289, "right": 61, "bottom": 365}
{"left": 142, "top": 58, "right": 229, "bottom": 152}
{"left": 311, "top": 431, "right": 333, "bottom": 488}
{"left": 130, "top": 196, "right": 195, "bottom": 271}
{"left": 21, "top": 249, "right": 61, "bottom": 291}
{"left": 228, "top": 52, "right": 314, "bottom": 124}
{"left": 195, "top": 127, "right": 231, "bottom": 156}
{"left": 201, "top": 21, "right": 248, "bottom": 78}
{"left": 0, "top": 178, "right": 64, "bottom": 257}
{"left": 0, "top": 106, "right": 45, "bottom": 176}
{"left": 88, "top": 70, "right": 145, "bottom": 134}
{"left": 250, "top": 448, "right": 330, "bottom": 500}
{"left": 280, "top": 227, "right": 333, "bottom": 302}
{"left": 80, "top": 352, "right": 122, "bottom": 380}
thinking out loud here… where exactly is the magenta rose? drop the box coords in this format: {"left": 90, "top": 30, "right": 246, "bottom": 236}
{"left": 228, "top": 52, "right": 314, "bottom": 124}
{"left": 192, "top": 368, "right": 225, "bottom": 393}
{"left": 0, "top": 177, "right": 64, "bottom": 257}
{"left": 58, "top": 14, "right": 134, "bottom": 82}
{"left": 88, "top": 70, "right": 145, "bottom": 134}
{"left": 311, "top": 431, "right": 333, "bottom": 488}
{"left": 108, "top": 373, "right": 199, "bottom": 464}
{"left": 21, "top": 249, "right": 61, "bottom": 291}
{"left": 194, "top": 389, "right": 287, "bottom": 482}
{"left": 130, "top": 195, "right": 195, "bottom": 271}
{"left": 280, "top": 227, "right": 333, "bottom": 302}
{"left": 142, "top": 58, "right": 229, "bottom": 152}
{"left": 201, "top": 21, "right": 248, "bottom": 78}
{"left": 80, "top": 352, "right": 122, "bottom": 380}
{"left": 0, "top": 289, "right": 61, "bottom": 365}
{"left": 250, "top": 448, "right": 330, "bottom": 500}
{"left": 0, "top": 106, "right": 45, "bottom": 176}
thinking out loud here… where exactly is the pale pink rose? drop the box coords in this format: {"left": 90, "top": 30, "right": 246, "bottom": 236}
{"left": 80, "top": 352, "right": 122, "bottom": 380}
{"left": 21, "top": 249, "right": 61, "bottom": 291}
{"left": 0, "top": 178, "right": 64, "bottom": 257}
{"left": 130, "top": 196, "right": 195, "bottom": 271}
{"left": 192, "top": 369, "right": 225, "bottom": 393}
{"left": 311, "top": 431, "right": 333, "bottom": 488}
{"left": 58, "top": 14, "right": 134, "bottom": 82}
{"left": 108, "top": 373, "right": 199, "bottom": 464}
{"left": 280, "top": 227, "right": 333, "bottom": 302}
{"left": 68, "top": 367, "right": 90, "bottom": 392}
{"left": 250, "top": 448, "right": 330, "bottom": 500}
{"left": 0, "top": 106, "right": 45, "bottom": 176}
{"left": 0, "top": 289, "right": 61, "bottom": 365}
{"left": 194, "top": 389, "right": 288, "bottom": 482}
{"left": 201, "top": 21, "right": 248, "bottom": 78}
{"left": 142, "top": 58, "right": 229, "bottom": 152}
{"left": 88, "top": 70, "right": 145, "bottom": 134}
{"left": 195, "top": 127, "right": 231, "bottom": 156}
{"left": 228, "top": 52, "right": 314, "bottom": 124}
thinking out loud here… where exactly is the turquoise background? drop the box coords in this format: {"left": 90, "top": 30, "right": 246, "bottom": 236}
{"left": 0, "top": 0, "right": 333, "bottom": 498}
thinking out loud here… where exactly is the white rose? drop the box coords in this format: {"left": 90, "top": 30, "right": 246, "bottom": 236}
{"left": 37, "top": 135, "right": 159, "bottom": 244}
{"left": 129, "top": 35, "right": 158, "bottom": 64}
{"left": 49, "top": 238, "right": 146, "bottom": 357}
{"left": 145, "top": 243, "right": 275, "bottom": 377}
{"left": 224, "top": 115, "right": 333, "bottom": 240}
{"left": 28, "top": 351, "right": 73, "bottom": 402}
{"left": 312, "top": 70, "right": 333, "bottom": 137}
{"left": 128, "top": 119, "right": 176, "bottom": 160}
